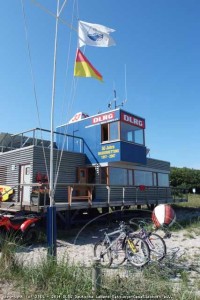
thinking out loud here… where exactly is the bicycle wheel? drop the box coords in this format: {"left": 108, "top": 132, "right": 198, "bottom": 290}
{"left": 94, "top": 240, "right": 112, "bottom": 267}
{"left": 148, "top": 233, "right": 166, "bottom": 261}
{"left": 126, "top": 235, "right": 150, "bottom": 267}
{"left": 111, "top": 237, "right": 126, "bottom": 266}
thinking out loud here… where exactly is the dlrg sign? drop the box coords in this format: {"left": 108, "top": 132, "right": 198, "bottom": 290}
{"left": 121, "top": 112, "right": 145, "bottom": 129}
{"left": 92, "top": 112, "right": 115, "bottom": 124}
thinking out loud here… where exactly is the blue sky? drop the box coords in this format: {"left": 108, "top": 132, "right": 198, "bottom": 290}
{"left": 0, "top": 0, "right": 200, "bottom": 169}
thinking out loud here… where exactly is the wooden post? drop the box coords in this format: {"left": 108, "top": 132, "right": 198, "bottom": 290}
{"left": 88, "top": 186, "right": 92, "bottom": 206}
{"left": 92, "top": 258, "right": 101, "bottom": 296}
{"left": 67, "top": 186, "right": 73, "bottom": 206}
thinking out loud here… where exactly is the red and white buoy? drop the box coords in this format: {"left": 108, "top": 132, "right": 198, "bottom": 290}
{"left": 152, "top": 204, "right": 176, "bottom": 228}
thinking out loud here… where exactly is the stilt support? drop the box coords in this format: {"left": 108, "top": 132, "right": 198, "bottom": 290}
{"left": 47, "top": 206, "right": 57, "bottom": 257}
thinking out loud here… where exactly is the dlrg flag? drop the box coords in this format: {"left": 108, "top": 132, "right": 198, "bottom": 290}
{"left": 78, "top": 20, "right": 116, "bottom": 48}
{"left": 74, "top": 49, "right": 103, "bottom": 81}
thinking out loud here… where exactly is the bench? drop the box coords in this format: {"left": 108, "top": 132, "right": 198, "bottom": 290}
{"left": 68, "top": 186, "right": 92, "bottom": 205}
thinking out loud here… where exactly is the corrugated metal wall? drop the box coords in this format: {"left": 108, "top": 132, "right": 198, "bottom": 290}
{"left": 32, "top": 146, "right": 86, "bottom": 202}
{"left": 0, "top": 145, "right": 171, "bottom": 206}
{"left": 146, "top": 158, "right": 170, "bottom": 172}
{"left": 0, "top": 146, "right": 86, "bottom": 203}
{"left": 0, "top": 146, "right": 34, "bottom": 201}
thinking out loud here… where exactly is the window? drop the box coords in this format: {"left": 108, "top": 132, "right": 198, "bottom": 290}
{"left": 101, "top": 121, "right": 119, "bottom": 142}
{"left": 134, "top": 129, "right": 144, "bottom": 145}
{"left": 102, "top": 124, "right": 108, "bottom": 142}
{"left": 128, "top": 170, "right": 133, "bottom": 185}
{"left": 25, "top": 167, "right": 30, "bottom": 175}
{"left": 88, "top": 167, "right": 96, "bottom": 183}
{"left": 153, "top": 172, "right": 157, "bottom": 186}
{"left": 109, "top": 167, "right": 128, "bottom": 185}
{"left": 134, "top": 170, "right": 153, "bottom": 186}
{"left": 100, "top": 167, "right": 108, "bottom": 184}
{"left": 99, "top": 167, "right": 169, "bottom": 187}
{"left": 121, "top": 122, "right": 144, "bottom": 145}
{"left": 158, "top": 173, "right": 169, "bottom": 187}
{"left": 78, "top": 168, "right": 87, "bottom": 183}
{"left": 109, "top": 122, "right": 119, "bottom": 140}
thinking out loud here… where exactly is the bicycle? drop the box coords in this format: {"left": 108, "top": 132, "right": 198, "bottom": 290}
{"left": 94, "top": 221, "right": 150, "bottom": 267}
{"left": 129, "top": 220, "right": 167, "bottom": 262}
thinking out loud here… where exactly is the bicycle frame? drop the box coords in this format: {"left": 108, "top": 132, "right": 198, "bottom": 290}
{"left": 95, "top": 222, "right": 151, "bottom": 267}
{"left": 101, "top": 227, "right": 126, "bottom": 256}
{"left": 138, "top": 228, "right": 155, "bottom": 249}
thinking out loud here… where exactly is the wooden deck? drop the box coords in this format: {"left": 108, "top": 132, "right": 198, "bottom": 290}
{"left": 0, "top": 197, "right": 187, "bottom": 214}
{"left": 0, "top": 184, "right": 188, "bottom": 214}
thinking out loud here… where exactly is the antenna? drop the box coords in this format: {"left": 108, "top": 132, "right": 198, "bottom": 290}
{"left": 124, "top": 64, "right": 128, "bottom": 104}
{"left": 108, "top": 65, "right": 128, "bottom": 110}
{"left": 113, "top": 89, "right": 117, "bottom": 109}
{"left": 108, "top": 89, "right": 117, "bottom": 109}
{"left": 108, "top": 88, "right": 126, "bottom": 110}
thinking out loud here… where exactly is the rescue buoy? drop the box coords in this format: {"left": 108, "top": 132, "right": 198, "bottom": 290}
{"left": 152, "top": 204, "right": 176, "bottom": 228}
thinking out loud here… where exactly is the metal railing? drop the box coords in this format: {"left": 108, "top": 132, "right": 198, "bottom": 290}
{"left": 0, "top": 128, "right": 84, "bottom": 153}
{"left": 38, "top": 184, "right": 188, "bottom": 207}
{"left": 0, "top": 182, "right": 188, "bottom": 211}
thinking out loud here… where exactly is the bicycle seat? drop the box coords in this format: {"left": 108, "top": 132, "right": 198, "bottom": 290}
{"left": 99, "top": 228, "right": 108, "bottom": 232}
{"left": 119, "top": 222, "right": 127, "bottom": 229}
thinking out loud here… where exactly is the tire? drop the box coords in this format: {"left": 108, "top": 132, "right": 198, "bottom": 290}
{"left": 147, "top": 233, "right": 166, "bottom": 261}
{"left": 22, "top": 226, "right": 39, "bottom": 246}
{"left": 94, "top": 240, "right": 112, "bottom": 267}
{"left": 126, "top": 235, "right": 150, "bottom": 267}
{"left": 0, "top": 229, "right": 6, "bottom": 250}
{"left": 110, "top": 237, "right": 126, "bottom": 266}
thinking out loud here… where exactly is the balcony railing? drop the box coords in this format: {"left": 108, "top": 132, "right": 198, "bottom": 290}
{"left": 0, "top": 128, "right": 84, "bottom": 153}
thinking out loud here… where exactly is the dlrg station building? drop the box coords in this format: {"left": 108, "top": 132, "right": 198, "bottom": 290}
{"left": 0, "top": 107, "right": 185, "bottom": 221}
{"left": 56, "top": 108, "right": 171, "bottom": 209}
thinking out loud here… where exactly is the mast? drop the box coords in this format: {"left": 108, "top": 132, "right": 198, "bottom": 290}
{"left": 50, "top": 0, "right": 60, "bottom": 207}
{"left": 48, "top": 0, "right": 68, "bottom": 257}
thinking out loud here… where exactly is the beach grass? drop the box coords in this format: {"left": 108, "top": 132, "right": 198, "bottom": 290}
{"left": 0, "top": 194, "right": 199, "bottom": 298}
{"left": 0, "top": 244, "right": 199, "bottom": 299}
{"left": 176, "top": 193, "right": 200, "bottom": 208}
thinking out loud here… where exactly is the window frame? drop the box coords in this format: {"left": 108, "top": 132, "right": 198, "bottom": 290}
{"left": 101, "top": 121, "right": 120, "bottom": 143}
{"left": 120, "top": 121, "right": 145, "bottom": 146}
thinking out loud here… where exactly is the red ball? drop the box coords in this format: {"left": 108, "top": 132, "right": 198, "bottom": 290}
{"left": 152, "top": 204, "right": 176, "bottom": 228}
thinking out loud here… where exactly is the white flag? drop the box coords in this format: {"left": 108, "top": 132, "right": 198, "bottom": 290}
{"left": 78, "top": 20, "right": 116, "bottom": 48}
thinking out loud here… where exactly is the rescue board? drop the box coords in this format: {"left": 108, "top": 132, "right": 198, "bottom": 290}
{"left": 0, "top": 185, "right": 14, "bottom": 201}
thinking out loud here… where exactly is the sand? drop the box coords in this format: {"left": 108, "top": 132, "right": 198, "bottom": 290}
{"left": 1, "top": 206, "right": 200, "bottom": 298}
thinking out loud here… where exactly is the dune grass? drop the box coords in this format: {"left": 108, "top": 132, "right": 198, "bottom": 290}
{"left": 0, "top": 241, "right": 199, "bottom": 299}
{"left": 176, "top": 193, "right": 200, "bottom": 208}
{"left": 0, "top": 195, "right": 199, "bottom": 298}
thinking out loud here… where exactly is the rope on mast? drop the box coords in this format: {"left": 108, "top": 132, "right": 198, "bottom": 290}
{"left": 30, "top": 0, "right": 78, "bottom": 32}
{"left": 54, "top": 0, "right": 80, "bottom": 189}
{"left": 20, "top": 0, "right": 49, "bottom": 182}
{"left": 49, "top": 0, "right": 61, "bottom": 205}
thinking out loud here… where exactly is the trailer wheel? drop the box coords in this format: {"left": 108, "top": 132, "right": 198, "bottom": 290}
{"left": 23, "top": 226, "right": 39, "bottom": 245}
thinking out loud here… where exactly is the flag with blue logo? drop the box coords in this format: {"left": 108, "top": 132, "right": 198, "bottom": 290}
{"left": 78, "top": 20, "right": 116, "bottom": 48}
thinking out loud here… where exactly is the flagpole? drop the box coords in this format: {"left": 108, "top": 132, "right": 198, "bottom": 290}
{"left": 47, "top": 0, "right": 60, "bottom": 258}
